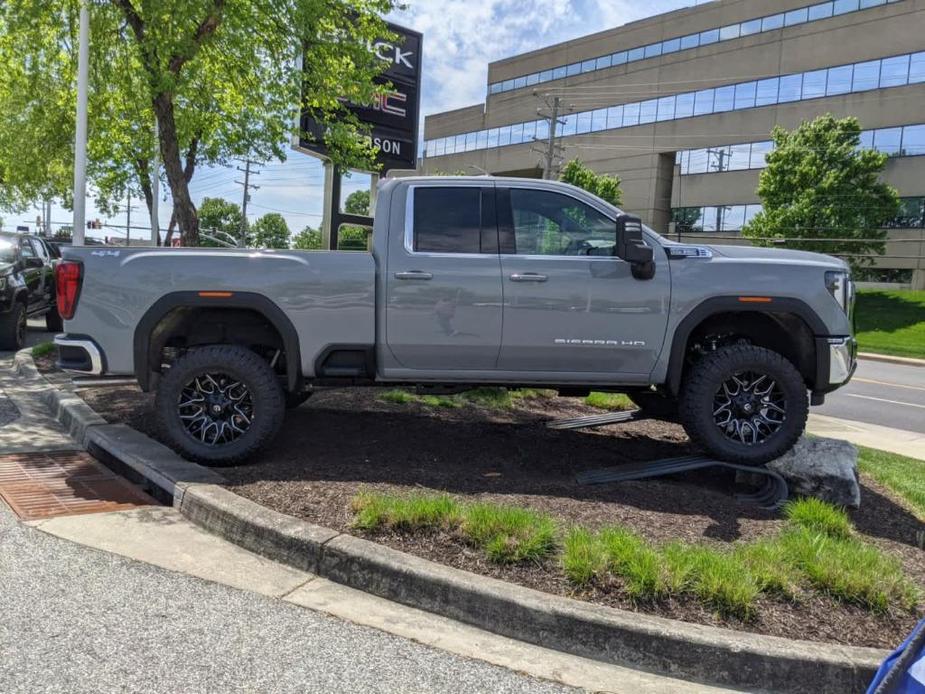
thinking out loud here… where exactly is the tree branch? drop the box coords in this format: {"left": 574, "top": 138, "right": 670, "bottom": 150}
{"left": 168, "top": 0, "right": 225, "bottom": 75}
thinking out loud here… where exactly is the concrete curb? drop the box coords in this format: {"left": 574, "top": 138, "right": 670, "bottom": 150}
{"left": 859, "top": 351, "right": 925, "bottom": 367}
{"left": 16, "top": 349, "right": 886, "bottom": 693}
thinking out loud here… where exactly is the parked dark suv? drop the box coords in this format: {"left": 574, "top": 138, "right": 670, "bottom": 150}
{"left": 0, "top": 232, "right": 62, "bottom": 350}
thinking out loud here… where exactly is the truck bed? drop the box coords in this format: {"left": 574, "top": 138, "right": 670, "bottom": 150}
{"left": 61, "top": 246, "right": 376, "bottom": 377}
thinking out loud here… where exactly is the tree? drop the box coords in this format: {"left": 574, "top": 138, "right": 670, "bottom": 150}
{"left": 338, "top": 188, "right": 371, "bottom": 250}
{"left": 559, "top": 159, "right": 623, "bottom": 206}
{"left": 251, "top": 213, "right": 290, "bottom": 249}
{"left": 292, "top": 225, "right": 322, "bottom": 250}
{"left": 198, "top": 197, "right": 243, "bottom": 247}
{"left": 0, "top": 0, "right": 396, "bottom": 245}
{"left": 742, "top": 115, "right": 899, "bottom": 270}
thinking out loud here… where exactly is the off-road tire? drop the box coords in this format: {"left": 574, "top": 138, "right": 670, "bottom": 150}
{"left": 156, "top": 345, "right": 285, "bottom": 466}
{"left": 45, "top": 306, "right": 63, "bottom": 332}
{"left": 0, "top": 302, "right": 26, "bottom": 351}
{"left": 679, "top": 344, "right": 808, "bottom": 465}
{"left": 285, "top": 391, "right": 313, "bottom": 409}
{"left": 628, "top": 390, "right": 678, "bottom": 418}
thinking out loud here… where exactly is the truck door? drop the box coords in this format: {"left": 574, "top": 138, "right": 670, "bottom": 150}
{"left": 496, "top": 186, "right": 670, "bottom": 376}
{"left": 384, "top": 183, "right": 503, "bottom": 371}
{"left": 19, "top": 237, "right": 45, "bottom": 310}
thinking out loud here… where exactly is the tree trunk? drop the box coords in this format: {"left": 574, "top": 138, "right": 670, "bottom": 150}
{"left": 152, "top": 93, "right": 199, "bottom": 245}
{"left": 133, "top": 158, "right": 157, "bottom": 244}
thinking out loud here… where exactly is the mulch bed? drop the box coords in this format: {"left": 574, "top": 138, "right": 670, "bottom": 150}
{"left": 77, "top": 382, "right": 925, "bottom": 649}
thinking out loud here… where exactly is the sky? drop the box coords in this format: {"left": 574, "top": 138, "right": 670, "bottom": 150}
{"left": 31, "top": 0, "right": 694, "bottom": 243}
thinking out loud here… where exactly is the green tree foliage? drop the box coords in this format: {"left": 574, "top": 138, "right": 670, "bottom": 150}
{"left": 742, "top": 115, "right": 899, "bottom": 270}
{"left": 559, "top": 159, "right": 623, "bottom": 206}
{"left": 0, "top": 0, "right": 396, "bottom": 245}
{"left": 251, "top": 212, "right": 290, "bottom": 249}
{"left": 198, "top": 197, "right": 243, "bottom": 247}
{"left": 292, "top": 225, "right": 322, "bottom": 250}
{"left": 338, "top": 188, "right": 371, "bottom": 250}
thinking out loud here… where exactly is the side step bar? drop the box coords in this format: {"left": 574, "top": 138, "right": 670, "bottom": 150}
{"left": 546, "top": 409, "right": 647, "bottom": 430}
{"left": 575, "top": 455, "right": 789, "bottom": 510}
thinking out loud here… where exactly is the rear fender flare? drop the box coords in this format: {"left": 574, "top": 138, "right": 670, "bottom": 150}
{"left": 133, "top": 291, "right": 302, "bottom": 393}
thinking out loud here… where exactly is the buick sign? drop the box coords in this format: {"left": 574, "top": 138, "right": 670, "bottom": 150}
{"left": 300, "top": 21, "right": 422, "bottom": 172}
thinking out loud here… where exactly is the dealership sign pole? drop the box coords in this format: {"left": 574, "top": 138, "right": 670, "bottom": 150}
{"left": 72, "top": 0, "right": 90, "bottom": 246}
{"left": 295, "top": 22, "right": 422, "bottom": 250}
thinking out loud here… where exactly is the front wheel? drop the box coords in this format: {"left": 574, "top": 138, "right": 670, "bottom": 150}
{"left": 679, "top": 344, "right": 808, "bottom": 466}
{"left": 155, "top": 345, "right": 285, "bottom": 466}
{"left": 0, "top": 302, "right": 26, "bottom": 351}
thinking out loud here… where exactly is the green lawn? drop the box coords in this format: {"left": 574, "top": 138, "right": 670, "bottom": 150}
{"left": 858, "top": 446, "right": 925, "bottom": 519}
{"left": 855, "top": 290, "right": 925, "bottom": 359}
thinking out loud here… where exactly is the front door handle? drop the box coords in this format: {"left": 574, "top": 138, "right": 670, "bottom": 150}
{"left": 395, "top": 271, "right": 433, "bottom": 280}
{"left": 510, "top": 273, "right": 548, "bottom": 282}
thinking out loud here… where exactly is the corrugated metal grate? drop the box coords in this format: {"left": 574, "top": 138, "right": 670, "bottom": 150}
{"left": 0, "top": 451, "right": 156, "bottom": 520}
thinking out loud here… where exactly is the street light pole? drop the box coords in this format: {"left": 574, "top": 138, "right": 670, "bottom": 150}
{"left": 72, "top": 0, "right": 90, "bottom": 246}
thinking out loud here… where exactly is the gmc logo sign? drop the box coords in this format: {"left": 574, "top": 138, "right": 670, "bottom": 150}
{"left": 300, "top": 21, "right": 422, "bottom": 172}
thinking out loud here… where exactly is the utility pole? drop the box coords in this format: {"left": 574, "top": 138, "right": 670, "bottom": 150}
{"left": 235, "top": 159, "right": 260, "bottom": 247}
{"left": 125, "top": 192, "right": 138, "bottom": 246}
{"left": 150, "top": 118, "right": 160, "bottom": 245}
{"left": 533, "top": 94, "right": 567, "bottom": 180}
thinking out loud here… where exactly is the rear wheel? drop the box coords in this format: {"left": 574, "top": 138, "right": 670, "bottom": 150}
{"left": 679, "top": 344, "right": 807, "bottom": 465}
{"left": 0, "top": 302, "right": 26, "bottom": 351}
{"left": 156, "top": 345, "right": 285, "bottom": 466}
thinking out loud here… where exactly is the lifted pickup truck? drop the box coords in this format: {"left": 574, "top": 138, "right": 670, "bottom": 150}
{"left": 1, "top": 231, "right": 62, "bottom": 350}
{"left": 54, "top": 177, "right": 856, "bottom": 466}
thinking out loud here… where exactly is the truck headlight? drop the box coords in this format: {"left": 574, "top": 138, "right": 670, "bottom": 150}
{"left": 825, "top": 271, "right": 852, "bottom": 314}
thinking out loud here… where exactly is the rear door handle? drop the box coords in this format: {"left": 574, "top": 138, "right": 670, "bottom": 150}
{"left": 510, "top": 273, "right": 548, "bottom": 282}
{"left": 394, "top": 271, "right": 433, "bottom": 280}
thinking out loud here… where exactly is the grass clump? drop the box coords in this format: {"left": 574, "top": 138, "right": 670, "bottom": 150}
{"left": 779, "top": 528, "right": 919, "bottom": 613}
{"left": 351, "top": 492, "right": 459, "bottom": 531}
{"left": 664, "top": 543, "right": 761, "bottom": 619}
{"left": 462, "top": 503, "right": 557, "bottom": 563}
{"left": 379, "top": 389, "right": 418, "bottom": 405}
{"left": 734, "top": 538, "right": 800, "bottom": 599}
{"left": 31, "top": 342, "right": 55, "bottom": 358}
{"left": 784, "top": 497, "right": 853, "bottom": 540}
{"left": 858, "top": 447, "right": 925, "bottom": 519}
{"left": 584, "top": 392, "right": 635, "bottom": 411}
{"left": 598, "top": 527, "right": 667, "bottom": 600}
{"left": 379, "top": 387, "right": 553, "bottom": 410}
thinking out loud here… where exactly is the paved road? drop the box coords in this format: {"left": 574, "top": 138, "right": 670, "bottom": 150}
{"left": 0, "top": 502, "right": 573, "bottom": 693}
{"left": 818, "top": 359, "right": 925, "bottom": 434}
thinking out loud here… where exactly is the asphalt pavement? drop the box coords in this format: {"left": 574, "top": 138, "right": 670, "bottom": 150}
{"left": 817, "top": 359, "right": 925, "bottom": 435}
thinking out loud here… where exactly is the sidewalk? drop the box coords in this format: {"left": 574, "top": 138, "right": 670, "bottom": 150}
{"left": 859, "top": 352, "right": 925, "bottom": 367}
{"left": 808, "top": 413, "right": 925, "bottom": 461}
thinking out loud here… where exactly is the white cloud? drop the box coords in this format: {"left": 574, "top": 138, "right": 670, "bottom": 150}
{"left": 390, "top": 0, "right": 691, "bottom": 115}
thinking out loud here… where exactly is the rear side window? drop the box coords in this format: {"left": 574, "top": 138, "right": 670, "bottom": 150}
{"left": 413, "top": 187, "right": 484, "bottom": 253}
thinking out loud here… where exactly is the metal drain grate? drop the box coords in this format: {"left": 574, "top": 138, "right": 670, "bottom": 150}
{"left": 0, "top": 451, "right": 156, "bottom": 520}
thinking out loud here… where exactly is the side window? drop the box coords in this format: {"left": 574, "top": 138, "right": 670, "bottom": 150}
{"left": 30, "top": 238, "right": 49, "bottom": 262}
{"left": 412, "top": 187, "right": 489, "bottom": 254}
{"left": 509, "top": 189, "right": 616, "bottom": 256}
{"left": 20, "top": 238, "right": 36, "bottom": 259}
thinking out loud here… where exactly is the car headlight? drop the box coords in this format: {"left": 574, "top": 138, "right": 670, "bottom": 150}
{"left": 825, "top": 270, "right": 852, "bottom": 314}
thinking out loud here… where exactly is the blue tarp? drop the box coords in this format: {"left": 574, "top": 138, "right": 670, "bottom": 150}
{"left": 867, "top": 619, "right": 925, "bottom": 693}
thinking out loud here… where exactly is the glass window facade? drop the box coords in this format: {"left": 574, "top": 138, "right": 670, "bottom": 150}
{"left": 486, "top": 0, "right": 902, "bottom": 95}
{"left": 674, "top": 122, "right": 925, "bottom": 175}
{"left": 427, "top": 50, "right": 922, "bottom": 159}
{"left": 672, "top": 200, "right": 924, "bottom": 232}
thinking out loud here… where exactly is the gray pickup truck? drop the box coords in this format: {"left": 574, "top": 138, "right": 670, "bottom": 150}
{"left": 54, "top": 176, "right": 856, "bottom": 466}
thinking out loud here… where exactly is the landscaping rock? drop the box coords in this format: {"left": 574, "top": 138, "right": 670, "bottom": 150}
{"left": 741, "top": 436, "right": 861, "bottom": 508}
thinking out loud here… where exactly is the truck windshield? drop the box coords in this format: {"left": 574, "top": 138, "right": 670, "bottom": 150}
{"left": 0, "top": 240, "right": 16, "bottom": 263}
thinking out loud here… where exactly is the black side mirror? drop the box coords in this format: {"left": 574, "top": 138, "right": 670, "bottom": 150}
{"left": 25, "top": 257, "right": 44, "bottom": 269}
{"left": 615, "top": 214, "right": 655, "bottom": 279}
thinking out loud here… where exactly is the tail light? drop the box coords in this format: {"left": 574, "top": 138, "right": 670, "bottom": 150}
{"left": 56, "top": 261, "right": 83, "bottom": 320}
